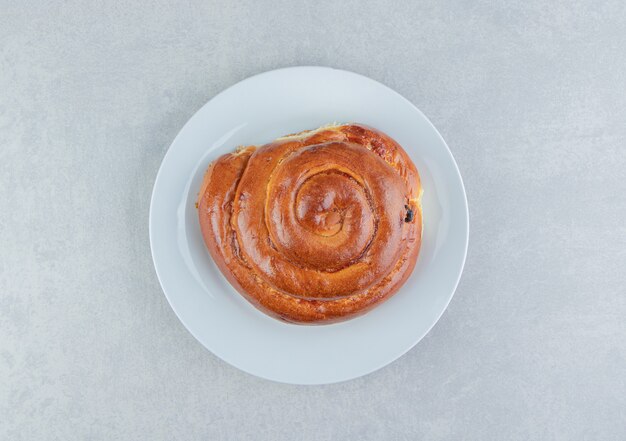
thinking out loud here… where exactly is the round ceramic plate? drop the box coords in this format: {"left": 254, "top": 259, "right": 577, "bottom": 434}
{"left": 150, "top": 66, "right": 468, "bottom": 384}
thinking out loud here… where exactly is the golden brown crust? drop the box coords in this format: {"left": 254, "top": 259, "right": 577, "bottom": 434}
{"left": 198, "top": 124, "right": 422, "bottom": 324}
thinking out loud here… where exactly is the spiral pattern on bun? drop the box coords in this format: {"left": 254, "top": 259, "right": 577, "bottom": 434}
{"left": 198, "top": 124, "right": 422, "bottom": 323}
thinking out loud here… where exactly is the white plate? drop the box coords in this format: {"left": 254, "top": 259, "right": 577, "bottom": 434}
{"left": 149, "top": 67, "right": 468, "bottom": 384}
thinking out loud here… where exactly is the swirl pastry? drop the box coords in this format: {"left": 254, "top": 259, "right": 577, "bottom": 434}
{"left": 198, "top": 124, "right": 422, "bottom": 324}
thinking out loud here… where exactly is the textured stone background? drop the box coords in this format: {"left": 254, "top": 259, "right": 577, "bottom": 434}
{"left": 1, "top": 1, "right": 625, "bottom": 439}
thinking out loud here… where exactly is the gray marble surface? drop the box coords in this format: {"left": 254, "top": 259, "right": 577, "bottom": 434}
{"left": 2, "top": 1, "right": 625, "bottom": 439}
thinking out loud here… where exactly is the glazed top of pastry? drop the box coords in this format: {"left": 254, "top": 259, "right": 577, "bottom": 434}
{"left": 198, "top": 123, "right": 422, "bottom": 324}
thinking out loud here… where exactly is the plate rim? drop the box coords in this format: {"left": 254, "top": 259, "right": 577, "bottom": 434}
{"left": 149, "top": 66, "right": 469, "bottom": 384}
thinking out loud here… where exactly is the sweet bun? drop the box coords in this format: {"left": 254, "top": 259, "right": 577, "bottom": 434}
{"left": 198, "top": 124, "right": 422, "bottom": 324}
